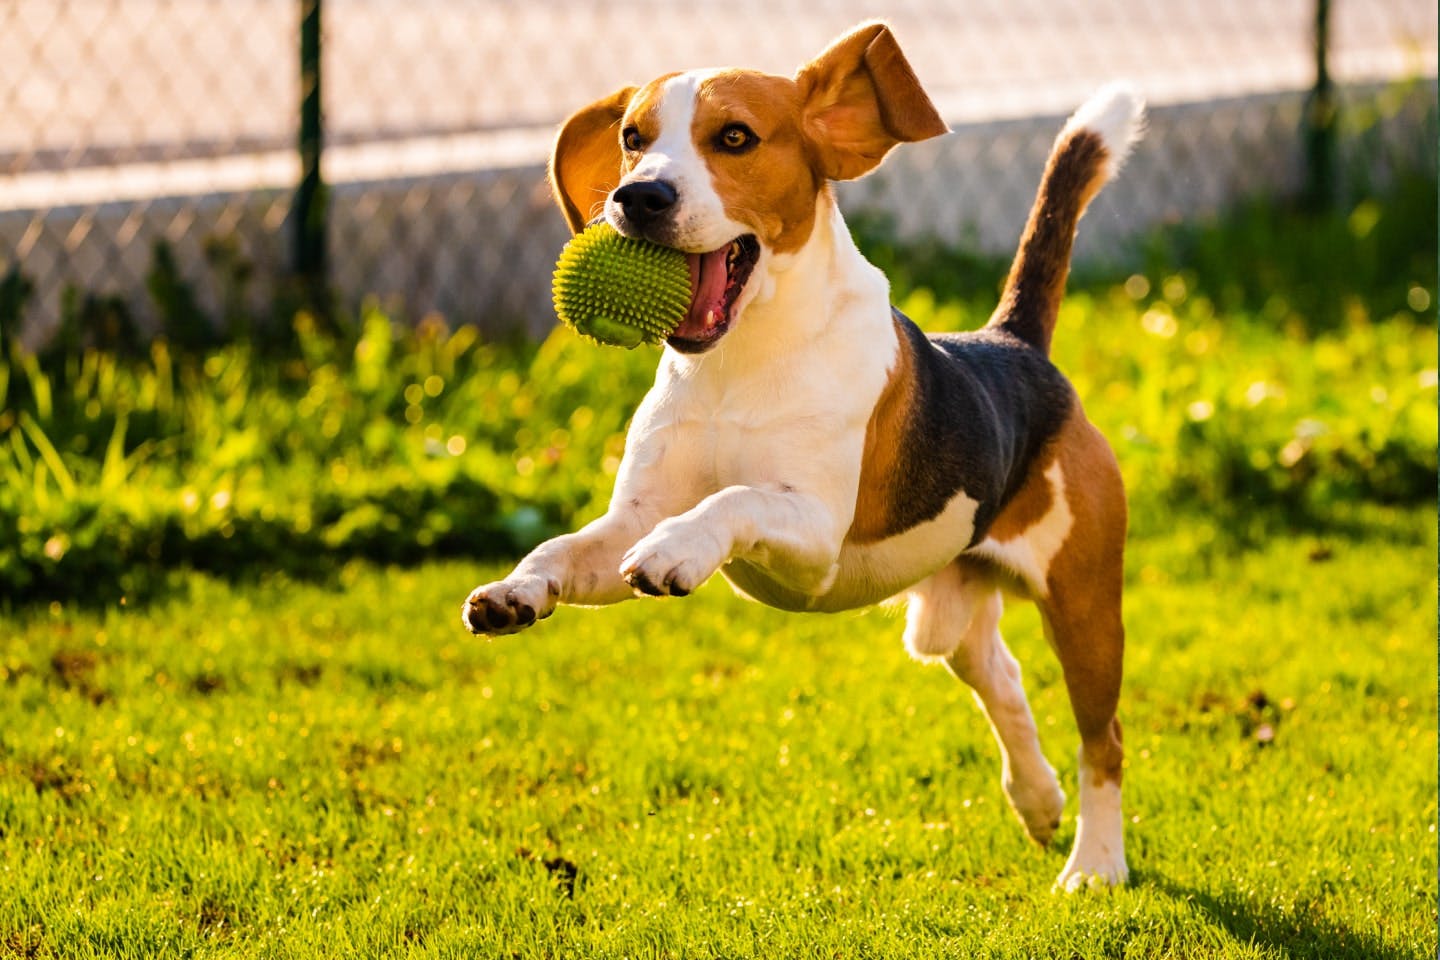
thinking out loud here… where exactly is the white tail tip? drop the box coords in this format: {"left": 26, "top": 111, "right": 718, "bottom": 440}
{"left": 1062, "top": 83, "right": 1146, "bottom": 175}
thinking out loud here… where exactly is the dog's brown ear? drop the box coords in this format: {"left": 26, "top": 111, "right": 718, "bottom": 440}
{"left": 548, "top": 86, "right": 638, "bottom": 234}
{"left": 795, "top": 22, "right": 948, "bottom": 182}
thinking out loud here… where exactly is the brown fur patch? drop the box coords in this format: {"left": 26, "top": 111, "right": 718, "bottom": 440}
{"left": 549, "top": 86, "right": 638, "bottom": 233}
{"left": 618, "top": 73, "right": 679, "bottom": 172}
{"left": 793, "top": 21, "right": 949, "bottom": 182}
{"left": 845, "top": 316, "right": 915, "bottom": 544}
{"left": 985, "top": 444, "right": 1058, "bottom": 543}
{"left": 692, "top": 71, "right": 822, "bottom": 254}
{"left": 1037, "top": 406, "right": 1127, "bottom": 785}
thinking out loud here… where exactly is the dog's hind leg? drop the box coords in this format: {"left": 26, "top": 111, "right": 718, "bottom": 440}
{"left": 905, "top": 559, "right": 1066, "bottom": 846}
{"left": 1042, "top": 574, "right": 1127, "bottom": 891}
{"left": 1040, "top": 422, "right": 1129, "bottom": 891}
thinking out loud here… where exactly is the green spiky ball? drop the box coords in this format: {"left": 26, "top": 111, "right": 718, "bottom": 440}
{"left": 552, "top": 222, "right": 691, "bottom": 348}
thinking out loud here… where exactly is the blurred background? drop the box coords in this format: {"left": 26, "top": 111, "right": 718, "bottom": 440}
{"left": 0, "top": 0, "right": 1434, "bottom": 344}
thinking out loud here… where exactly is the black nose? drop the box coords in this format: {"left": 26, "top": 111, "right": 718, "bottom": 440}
{"left": 613, "top": 180, "right": 677, "bottom": 227}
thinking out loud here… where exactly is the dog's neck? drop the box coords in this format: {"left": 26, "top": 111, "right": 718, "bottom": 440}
{"left": 665, "top": 193, "right": 894, "bottom": 378}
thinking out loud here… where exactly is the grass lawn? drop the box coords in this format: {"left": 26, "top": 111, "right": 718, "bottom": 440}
{"left": 0, "top": 506, "right": 1434, "bottom": 958}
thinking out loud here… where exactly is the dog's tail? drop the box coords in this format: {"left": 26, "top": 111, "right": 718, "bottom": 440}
{"left": 989, "top": 85, "right": 1144, "bottom": 355}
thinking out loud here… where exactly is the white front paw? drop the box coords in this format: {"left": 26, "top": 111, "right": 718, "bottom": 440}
{"left": 462, "top": 574, "right": 558, "bottom": 635}
{"left": 619, "top": 520, "right": 728, "bottom": 598}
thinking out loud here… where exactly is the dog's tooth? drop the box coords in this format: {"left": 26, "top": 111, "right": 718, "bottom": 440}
{"left": 705, "top": 309, "right": 720, "bottom": 328}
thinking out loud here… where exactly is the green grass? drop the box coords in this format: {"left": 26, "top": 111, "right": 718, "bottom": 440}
{"left": 2, "top": 154, "right": 1435, "bottom": 957}
{"left": 1, "top": 505, "right": 1433, "bottom": 958}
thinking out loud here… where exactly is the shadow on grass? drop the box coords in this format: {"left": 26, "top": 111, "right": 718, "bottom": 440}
{"left": 1143, "top": 873, "right": 1423, "bottom": 960}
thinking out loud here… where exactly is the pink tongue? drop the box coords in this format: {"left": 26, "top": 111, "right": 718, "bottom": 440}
{"left": 675, "top": 247, "right": 729, "bottom": 339}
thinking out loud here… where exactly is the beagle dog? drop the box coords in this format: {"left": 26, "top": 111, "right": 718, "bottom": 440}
{"left": 462, "top": 21, "right": 1142, "bottom": 891}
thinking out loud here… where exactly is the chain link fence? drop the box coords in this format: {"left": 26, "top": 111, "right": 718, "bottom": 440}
{"left": 1, "top": 0, "right": 1434, "bottom": 347}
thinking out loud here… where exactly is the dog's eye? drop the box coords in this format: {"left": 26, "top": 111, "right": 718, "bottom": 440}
{"left": 622, "top": 127, "right": 644, "bottom": 152}
{"left": 717, "top": 124, "right": 757, "bottom": 153}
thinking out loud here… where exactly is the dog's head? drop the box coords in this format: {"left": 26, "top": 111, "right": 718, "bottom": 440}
{"left": 548, "top": 21, "right": 947, "bottom": 354}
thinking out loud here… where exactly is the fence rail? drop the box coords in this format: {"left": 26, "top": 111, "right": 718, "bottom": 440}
{"left": 0, "top": 0, "right": 1435, "bottom": 347}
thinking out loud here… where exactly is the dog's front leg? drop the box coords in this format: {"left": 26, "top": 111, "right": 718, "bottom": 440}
{"left": 462, "top": 506, "right": 655, "bottom": 635}
{"left": 620, "top": 485, "right": 842, "bottom": 598}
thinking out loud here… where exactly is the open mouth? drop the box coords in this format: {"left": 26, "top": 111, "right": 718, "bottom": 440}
{"left": 669, "top": 235, "right": 761, "bottom": 353}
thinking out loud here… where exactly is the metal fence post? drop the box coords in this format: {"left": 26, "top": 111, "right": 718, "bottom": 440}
{"left": 1303, "top": 0, "right": 1335, "bottom": 211}
{"left": 295, "top": 0, "right": 328, "bottom": 313}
